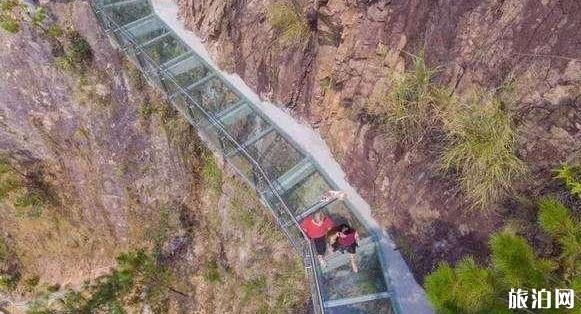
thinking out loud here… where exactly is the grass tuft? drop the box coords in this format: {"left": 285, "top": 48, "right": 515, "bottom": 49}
{"left": 440, "top": 90, "right": 527, "bottom": 210}
{"left": 0, "top": 0, "right": 20, "bottom": 33}
{"left": 367, "top": 52, "right": 450, "bottom": 145}
{"left": 202, "top": 153, "right": 222, "bottom": 194}
{"left": 203, "top": 259, "right": 221, "bottom": 283}
{"left": 14, "top": 191, "right": 45, "bottom": 218}
{"left": 554, "top": 164, "right": 581, "bottom": 198}
{"left": 267, "top": 2, "right": 310, "bottom": 47}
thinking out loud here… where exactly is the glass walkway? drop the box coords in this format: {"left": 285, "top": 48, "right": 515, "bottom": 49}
{"left": 89, "top": 1, "right": 431, "bottom": 313}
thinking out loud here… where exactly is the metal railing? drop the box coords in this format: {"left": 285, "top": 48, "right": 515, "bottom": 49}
{"left": 89, "top": 2, "right": 325, "bottom": 312}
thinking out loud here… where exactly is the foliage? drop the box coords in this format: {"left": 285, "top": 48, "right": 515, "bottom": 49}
{"left": 0, "top": 159, "right": 21, "bottom": 200}
{"left": 425, "top": 199, "right": 580, "bottom": 313}
{"left": 425, "top": 258, "right": 498, "bottom": 313}
{"left": 138, "top": 103, "right": 157, "bottom": 120}
{"left": 0, "top": 238, "right": 7, "bottom": 262}
{"left": 203, "top": 259, "right": 221, "bottom": 283}
{"left": 0, "top": 17, "right": 18, "bottom": 32}
{"left": 54, "top": 56, "right": 74, "bottom": 72}
{"left": 555, "top": 164, "right": 581, "bottom": 199}
{"left": 0, "top": 272, "right": 20, "bottom": 291}
{"left": 538, "top": 197, "right": 581, "bottom": 282}
{"left": 67, "top": 31, "right": 92, "bottom": 64}
{"left": 440, "top": 90, "right": 527, "bottom": 210}
{"left": 60, "top": 249, "right": 171, "bottom": 313}
{"left": 202, "top": 153, "right": 222, "bottom": 194}
{"left": 267, "top": 2, "right": 310, "bottom": 46}
{"left": 0, "top": 0, "right": 18, "bottom": 11}
{"left": 24, "top": 275, "right": 40, "bottom": 291}
{"left": 31, "top": 7, "right": 46, "bottom": 28}
{"left": 151, "top": 207, "right": 170, "bottom": 257}
{"left": 0, "top": 0, "right": 20, "bottom": 33}
{"left": 54, "top": 31, "right": 92, "bottom": 72}
{"left": 46, "top": 24, "right": 62, "bottom": 39}
{"left": 367, "top": 52, "right": 449, "bottom": 145}
{"left": 489, "top": 231, "right": 554, "bottom": 288}
{"left": 14, "top": 190, "right": 45, "bottom": 218}
{"left": 242, "top": 276, "right": 267, "bottom": 302}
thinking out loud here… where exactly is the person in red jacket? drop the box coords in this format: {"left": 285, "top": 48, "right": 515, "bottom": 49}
{"left": 300, "top": 212, "right": 334, "bottom": 267}
{"left": 332, "top": 224, "right": 359, "bottom": 273}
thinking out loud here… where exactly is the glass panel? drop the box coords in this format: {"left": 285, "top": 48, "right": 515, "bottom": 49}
{"left": 165, "top": 56, "right": 210, "bottom": 95}
{"left": 327, "top": 298, "right": 394, "bottom": 314}
{"left": 126, "top": 17, "right": 169, "bottom": 45}
{"left": 142, "top": 33, "right": 189, "bottom": 65}
{"left": 188, "top": 77, "right": 240, "bottom": 113}
{"left": 319, "top": 241, "right": 389, "bottom": 301}
{"left": 100, "top": 0, "right": 117, "bottom": 5}
{"left": 175, "top": 94, "right": 223, "bottom": 151}
{"left": 134, "top": 50, "right": 162, "bottom": 88}
{"left": 222, "top": 108, "right": 271, "bottom": 144}
{"left": 246, "top": 132, "right": 304, "bottom": 181}
{"left": 283, "top": 171, "right": 331, "bottom": 216}
{"left": 103, "top": 0, "right": 152, "bottom": 27}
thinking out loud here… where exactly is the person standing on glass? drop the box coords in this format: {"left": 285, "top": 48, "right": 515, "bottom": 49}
{"left": 300, "top": 212, "right": 334, "bottom": 267}
{"left": 332, "top": 224, "right": 359, "bottom": 273}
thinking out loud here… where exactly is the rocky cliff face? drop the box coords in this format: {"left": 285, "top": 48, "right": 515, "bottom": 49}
{"left": 0, "top": 1, "right": 306, "bottom": 312}
{"left": 176, "top": 0, "right": 580, "bottom": 278}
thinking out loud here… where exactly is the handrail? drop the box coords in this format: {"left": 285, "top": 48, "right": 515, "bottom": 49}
{"left": 89, "top": 4, "right": 324, "bottom": 312}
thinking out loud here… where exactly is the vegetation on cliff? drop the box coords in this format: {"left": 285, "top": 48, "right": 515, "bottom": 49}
{"left": 425, "top": 195, "right": 580, "bottom": 313}
{"left": 267, "top": 2, "right": 310, "bottom": 47}
{"left": 368, "top": 53, "right": 526, "bottom": 210}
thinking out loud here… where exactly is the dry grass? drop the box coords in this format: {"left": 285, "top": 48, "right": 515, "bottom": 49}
{"left": 440, "top": 90, "right": 527, "bottom": 210}
{"left": 267, "top": 2, "right": 310, "bottom": 47}
{"left": 367, "top": 52, "right": 451, "bottom": 145}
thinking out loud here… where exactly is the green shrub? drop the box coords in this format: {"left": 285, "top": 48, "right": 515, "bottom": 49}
{"left": 0, "top": 272, "right": 20, "bottom": 291}
{"left": 14, "top": 191, "right": 45, "bottom": 218}
{"left": 54, "top": 31, "right": 92, "bottom": 72}
{"left": 75, "top": 249, "right": 171, "bottom": 313}
{"left": 0, "top": 238, "right": 7, "bottom": 262}
{"left": 31, "top": 7, "right": 46, "bottom": 28}
{"left": 425, "top": 258, "right": 496, "bottom": 313}
{"left": 425, "top": 199, "right": 580, "bottom": 312}
{"left": 538, "top": 197, "right": 581, "bottom": 281}
{"left": 203, "top": 259, "right": 221, "bottom": 283}
{"left": 202, "top": 153, "right": 222, "bottom": 194}
{"left": 0, "top": 159, "right": 21, "bottom": 200}
{"left": 242, "top": 276, "right": 267, "bottom": 302}
{"left": 24, "top": 275, "right": 40, "bottom": 291}
{"left": 139, "top": 103, "right": 157, "bottom": 120}
{"left": 555, "top": 164, "right": 581, "bottom": 198}
{"left": 267, "top": 3, "right": 309, "bottom": 46}
{"left": 0, "top": 17, "right": 19, "bottom": 33}
{"left": 367, "top": 52, "right": 449, "bottom": 145}
{"left": 0, "top": 0, "right": 18, "bottom": 11}
{"left": 46, "top": 24, "right": 63, "bottom": 39}
{"left": 54, "top": 56, "right": 73, "bottom": 71}
{"left": 490, "top": 231, "right": 554, "bottom": 288}
{"left": 0, "top": 0, "right": 20, "bottom": 33}
{"left": 440, "top": 90, "right": 527, "bottom": 210}
{"left": 67, "top": 31, "right": 92, "bottom": 64}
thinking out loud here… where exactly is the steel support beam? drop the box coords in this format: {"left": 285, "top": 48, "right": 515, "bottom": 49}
{"left": 216, "top": 100, "right": 251, "bottom": 125}
{"left": 225, "top": 126, "right": 274, "bottom": 158}
{"left": 103, "top": 0, "right": 143, "bottom": 8}
{"left": 323, "top": 292, "right": 392, "bottom": 308}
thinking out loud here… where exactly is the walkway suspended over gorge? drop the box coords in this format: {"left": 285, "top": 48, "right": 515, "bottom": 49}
{"left": 89, "top": 0, "right": 433, "bottom": 312}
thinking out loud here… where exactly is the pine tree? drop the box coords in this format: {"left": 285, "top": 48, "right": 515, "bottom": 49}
{"left": 425, "top": 198, "right": 580, "bottom": 313}
{"left": 538, "top": 197, "right": 581, "bottom": 283}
